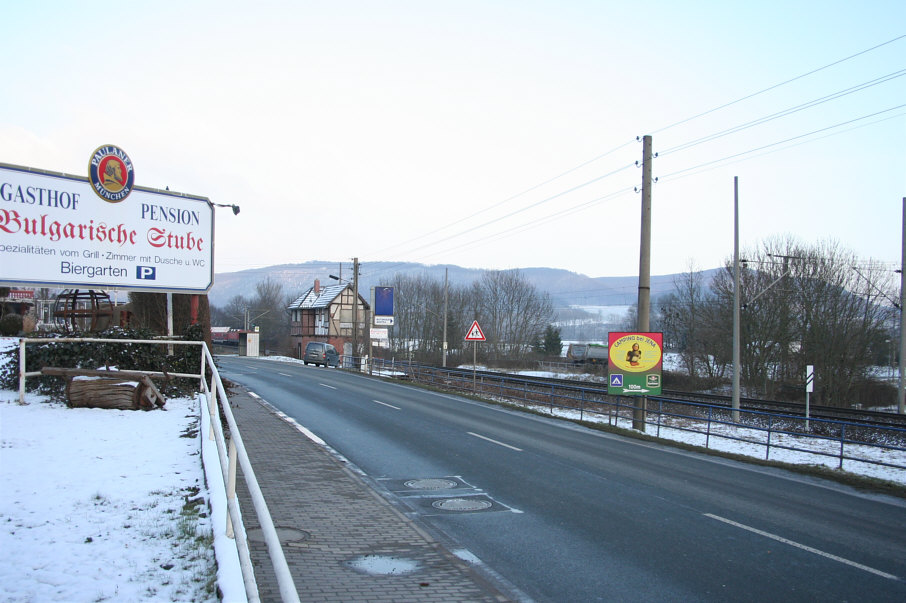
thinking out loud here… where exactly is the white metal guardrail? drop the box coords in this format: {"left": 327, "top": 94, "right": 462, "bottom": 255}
{"left": 16, "top": 337, "right": 300, "bottom": 603}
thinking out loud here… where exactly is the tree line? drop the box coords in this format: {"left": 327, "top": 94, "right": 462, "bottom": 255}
{"left": 655, "top": 236, "right": 898, "bottom": 407}
{"left": 208, "top": 270, "right": 559, "bottom": 364}
{"left": 204, "top": 236, "right": 898, "bottom": 408}
{"left": 385, "top": 269, "right": 555, "bottom": 366}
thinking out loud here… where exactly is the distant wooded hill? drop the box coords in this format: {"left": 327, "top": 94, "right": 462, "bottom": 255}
{"left": 208, "top": 261, "right": 720, "bottom": 309}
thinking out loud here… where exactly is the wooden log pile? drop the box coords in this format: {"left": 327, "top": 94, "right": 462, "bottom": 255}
{"left": 41, "top": 367, "right": 168, "bottom": 410}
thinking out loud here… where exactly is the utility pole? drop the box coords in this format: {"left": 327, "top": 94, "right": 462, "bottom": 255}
{"left": 443, "top": 267, "right": 449, "bottom": 368}
{"left": 352, "top": 257, "right": 359, "bottom": 363}
{"left": 897, "top": 197, "right": 906, "bottom": 415}
{"left": 732, "top": 177, "right": 741, "bottom": 422}
{"left": 634, "top": 134, "right": 653, "bottom": 431}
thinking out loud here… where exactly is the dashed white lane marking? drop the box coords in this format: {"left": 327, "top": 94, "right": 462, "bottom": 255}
{"left": 320, "top": 383, "right": 336, "bottom": 390}
{"left": 467, "top": 432, "right": 523, "bottom": 452}
{"left": 372, "top": 399, "right": 401, "bottom": 410}
{"left": 704, "top": 513, "right": 899, "bottom": 581}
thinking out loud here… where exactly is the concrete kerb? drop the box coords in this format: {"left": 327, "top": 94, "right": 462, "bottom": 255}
{"left": 225, "top": 385, "right": 512, "bottom": 602}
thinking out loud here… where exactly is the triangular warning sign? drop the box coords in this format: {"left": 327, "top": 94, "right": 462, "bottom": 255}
{"left": 464, "top": 320, "right": 486, "bottom": 341}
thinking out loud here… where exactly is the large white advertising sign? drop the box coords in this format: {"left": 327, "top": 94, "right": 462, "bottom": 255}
{"left": 0, "top": 159, "right": 214, "bottom": 293}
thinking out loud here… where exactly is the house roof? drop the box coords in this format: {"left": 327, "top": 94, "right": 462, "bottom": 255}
{"left": 287, "top": 284, "right": 349, "bottom": 310}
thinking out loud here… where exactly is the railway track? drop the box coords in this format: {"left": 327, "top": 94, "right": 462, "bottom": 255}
{"left": 406, "top": 364, "right": 906, "bottom": 429}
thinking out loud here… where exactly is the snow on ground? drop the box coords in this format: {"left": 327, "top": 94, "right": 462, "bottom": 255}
{"left": 506, "top": 365, "right": 906, "bottom": 486}
{"left": 0, "top": 339, "right": 245, "bottom": 603}
{"left": 512, "top": 397, "right": 906, "bottom": 486}
{"left": 6, "top": 344, "right": 896, "bottom": 602}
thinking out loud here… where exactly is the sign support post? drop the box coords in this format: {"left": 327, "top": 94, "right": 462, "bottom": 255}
{"left": 464, "top": 320, "right": 486, "bottom": 393}
{"left": 473, "top": 341, "right": 477, "bottom": 391}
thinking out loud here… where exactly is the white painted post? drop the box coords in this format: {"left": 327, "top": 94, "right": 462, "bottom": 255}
{"left": 805, "top": 365, "right": 814, "bottom": 431}
{"left": 227, "top": 438, "right": 238, "bottom": 538}
{"left": 18, "top": 338, "right": 26, "bottom": 404}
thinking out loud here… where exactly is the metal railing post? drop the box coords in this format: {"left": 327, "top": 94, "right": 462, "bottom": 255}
{"left": 227, "top": 438, "right": 238, "bottom": 538}
{"left": 839, "top": 424, "right": 846, "bottom": 470}
{"left": 18, "top": 338, "right": 26, "bottom": 404}
{"left": 200, "top": 346, "right": 206, "bottom": 390}
{"left": 656, "top": 399, "right": 663, "bottom": 438}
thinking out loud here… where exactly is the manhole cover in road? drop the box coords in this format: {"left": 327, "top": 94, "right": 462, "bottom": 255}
{"left": 246, "top": 527, "right": 310, "bottom": 544}
{"left": 346, "top": 555, "right": 420, "bottom": 576}
{"left": 431, "top": 498, "right": 493, "bottom": 512}
{"left": 404, "top": 478, "right": 458, "bottom": 490}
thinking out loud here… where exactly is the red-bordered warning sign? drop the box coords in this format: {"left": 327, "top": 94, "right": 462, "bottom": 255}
{"left": 464, "top": 320, "right": 486, "bottom": 341}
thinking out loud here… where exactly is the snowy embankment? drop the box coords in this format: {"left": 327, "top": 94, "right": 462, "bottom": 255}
{"left": 0, "top": 338, "right": 245, "bottom": 602}
{"left": 511, "top": 398, "right": 906, "bottom": 486}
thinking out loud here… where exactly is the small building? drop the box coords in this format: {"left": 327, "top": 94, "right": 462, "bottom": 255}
{"left": 287, "top": 279, "right": 369, "bottom": 359}
{"left": 239, "top": 331, "right": 260, "bottom": 357}
{"left": 0, "top": 289, "right": 37, "bottom": 333}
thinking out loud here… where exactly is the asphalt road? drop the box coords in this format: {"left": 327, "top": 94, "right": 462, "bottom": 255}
{"left": 217, "top": 356, "right": 906, "bottom": 602}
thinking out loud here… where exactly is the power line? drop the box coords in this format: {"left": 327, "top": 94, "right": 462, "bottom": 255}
{"left": 649, "top": 34, "right": 906, "bottom": 136}
{"left": 363, "top": 36, "right": 905, "bottom": 276}
{"left": 659, "top": 68, "right": 906, "bottom": 156}
{"left": 659, "top": 103, "right": 906, "bottom": 181}
{"left": 365, "top": 139, "right": 636, "bottom": 259}
{"left": 366, "top": 162, "right": 636, "bottom": 272}
{"left": 657, "top": 109, "right": 906, "bottom": 184}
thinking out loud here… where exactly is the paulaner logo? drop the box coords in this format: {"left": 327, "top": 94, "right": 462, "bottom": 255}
{"left": 88, "top": 145, "right": 135, "bottom": 203}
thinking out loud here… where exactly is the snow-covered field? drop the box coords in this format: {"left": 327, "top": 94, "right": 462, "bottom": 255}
{"left": 0, "top": 339, "right": 244, "bottom": 602}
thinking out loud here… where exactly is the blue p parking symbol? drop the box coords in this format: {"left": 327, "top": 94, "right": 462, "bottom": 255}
{"left": 136, "top": 266, "right": 156, "bottom": 280}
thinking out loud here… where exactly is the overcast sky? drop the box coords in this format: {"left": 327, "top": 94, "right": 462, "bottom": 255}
{"left": 2, "top": 1, "right": 904, "bottom": 280}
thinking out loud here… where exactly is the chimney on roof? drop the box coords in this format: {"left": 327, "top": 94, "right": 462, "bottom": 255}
{"left": 314, "top": 279, "right": 320, "bottom": 294}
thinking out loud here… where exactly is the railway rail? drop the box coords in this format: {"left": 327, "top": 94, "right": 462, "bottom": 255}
{"left": 430, "top": 365, "right": 906, "bottom": 429}
{"left": 373, "top": 360, "right": 906, "bottom": 475}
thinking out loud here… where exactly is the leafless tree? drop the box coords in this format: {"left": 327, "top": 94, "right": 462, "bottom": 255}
{"left": 477, "top": 270, "right": 553, "bottom": 364}
{"left": 710, "top": 236, "right": 896, "bottom": 404}
{"left": 657, "top": 261, "right": 729, "bottom": 381}
{"left": 387, "top": 269, "right": 552, "bottom": 366}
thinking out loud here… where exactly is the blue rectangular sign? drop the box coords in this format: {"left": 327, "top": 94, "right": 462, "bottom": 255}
{"left": 374, "top": 286, "right": 394, "bottom": 317}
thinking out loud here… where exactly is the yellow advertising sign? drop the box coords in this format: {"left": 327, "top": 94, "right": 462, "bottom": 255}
{"left": 608, "top": 332, "right": 663, "bottom": 396}
{"left": 609, "top": 333, "right": 662, "bottom": 373}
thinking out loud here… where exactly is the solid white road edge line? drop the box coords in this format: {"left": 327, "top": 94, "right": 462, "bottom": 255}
{"left": 467, "top": 432, "right": 523, "bottom": 452}
{"left": 247, "top": 390, "right": 327, "bottom": 446}
{"left": 704, "top": 513, "right": 899, "bottom": 581}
